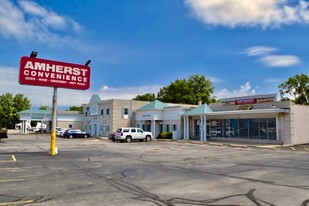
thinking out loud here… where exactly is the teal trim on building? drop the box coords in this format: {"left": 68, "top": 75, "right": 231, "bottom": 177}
{"left": 137, "top": 100, "right": 168, "bottom": 111}
{"left": 19, "top": 109, "right": 52, "bottom": 115}
{"left": 183, "top": 104, "right": 213, "bottom": 115}
{"left": 89, "top": 94, "right": 102, "bottom": 104}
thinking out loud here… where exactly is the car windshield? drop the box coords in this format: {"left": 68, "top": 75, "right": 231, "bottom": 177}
{"left": 116, "top": 128, "right": 122, "bottom": 133}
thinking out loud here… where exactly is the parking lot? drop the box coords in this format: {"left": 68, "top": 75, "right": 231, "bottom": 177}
{"left": 0, "top": 134, "right": 308, "bottom": 206}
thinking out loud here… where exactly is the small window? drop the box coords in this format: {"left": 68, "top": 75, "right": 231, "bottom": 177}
{"left": 131, "top": 128, "right": 136, "bottom": 132}
{"left": 173, "top": 124, "right": 177, "bottom": 131}
{"left": 124, "top": 108, "right": 129, "bottom": 115}
{"left": 101, "top": 109, "right": 104, "bottom": 116}
{"left": 106, "top": 108, "right": 110, "bottom": 115}
{"left": 166, "top": 124, "right": 170, "bottom": 132}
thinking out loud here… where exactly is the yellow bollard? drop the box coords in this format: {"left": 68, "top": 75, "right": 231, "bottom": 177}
{"left": 50, "top": 130, "right": 56, "bottom": 156}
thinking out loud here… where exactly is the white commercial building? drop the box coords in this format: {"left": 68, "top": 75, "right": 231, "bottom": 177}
{"left": 18, "top": 109, "right": 84, "bottom": 134}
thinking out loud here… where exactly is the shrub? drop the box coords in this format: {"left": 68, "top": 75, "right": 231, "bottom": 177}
{"left": 157, "top": 131, "right": 173, "bottom": 139}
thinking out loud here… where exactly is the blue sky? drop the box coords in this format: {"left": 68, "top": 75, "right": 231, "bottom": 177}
{"left": 0, "top": 0, "right": 308, "bottom": 108}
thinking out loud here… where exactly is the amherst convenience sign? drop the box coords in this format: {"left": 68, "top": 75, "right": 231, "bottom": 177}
{"left": 19, "top": 56, "right": 90, "bottom": 90}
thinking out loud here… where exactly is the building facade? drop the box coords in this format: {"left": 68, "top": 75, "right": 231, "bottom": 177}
{"left": 19, "top": 93, "right": 309, "bottom": 145}
{"left": 134, "top": 100, "right": 194, "bottom": 138}
{"left": 83, "top": 95, "right": 149, "bottom": 136}
{"left": 18, "top": 109, "right": 84, "bottom": 134}
{"left": 182, "top": 94, "right": 309, "bottom": 145}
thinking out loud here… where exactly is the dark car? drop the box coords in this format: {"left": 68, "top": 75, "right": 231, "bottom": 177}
{"left": 63, "top": 129, "right": 90, "bottom": 139}
{"left": 0, "top": 129, "right": 8, "bottom": 140}
{"left": 109, "top": 133, "right": 116, "bottom": 142}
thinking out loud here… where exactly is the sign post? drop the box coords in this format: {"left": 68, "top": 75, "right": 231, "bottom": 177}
{"left": 50, "top": 87, "right": 57, "bottom": 155}
{"left": 19, "top": 55, "right": 91, "bottom": 156}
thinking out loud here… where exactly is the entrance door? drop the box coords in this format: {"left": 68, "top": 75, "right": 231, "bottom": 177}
{"left": 94, "top": 124, "right": 97, "bottom": 136}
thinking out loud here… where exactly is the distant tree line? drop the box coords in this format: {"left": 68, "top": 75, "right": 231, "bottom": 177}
{"left": 133, "top": 74, "right": 216, "bottom": 104}
{"left": 133, "top": 73, "right": 309, "bottom": 105}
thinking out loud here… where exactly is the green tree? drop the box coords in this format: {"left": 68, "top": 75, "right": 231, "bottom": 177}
{"left": 278, "top": 73, "right": 309, "bottom": 105}
{"left": 133, "top": 93, "right": 156, "bottom": 101}
{"left": 0, "top": 93, "right": 30, "bottom": 128}
{"left": 39, "top": 105, "right": 51, "bottom": 110}
{"left": 67, "top": 105, "right": 84, "bottom": 112}
{"left": 12, "top": 94, "right": 31, "bottom": 127}
{"left": 157, "top": 74, "right": 215, "bottom": 104}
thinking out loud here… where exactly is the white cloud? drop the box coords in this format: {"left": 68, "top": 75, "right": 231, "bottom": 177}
{"left": 260, "top": 55, "right": 300, "bottom": 67}
{"left": 246, "top": 46, "right": 278, "bottom": 57}
{"left": 215, "top": 82, "right": 256, "bottom": 99}
{"left": 266, "top": 78, "right": 282, "bottom": 83}
{"left": 245, "top": 46, "right": 301, "bottom": 67}
{"left": 0, "top": 67, "right": 161, "bottom": 108}
{"left": 0, "top": 0, "right": 81, "bottom": 43}
{"left": 185, "top": 0, "right": 309, "bottom": 28}
{"left": 98, "top": 85, "right": 161, "bottom": 100}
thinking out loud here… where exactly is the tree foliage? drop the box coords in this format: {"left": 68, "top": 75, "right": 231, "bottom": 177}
{"left": 133, "top": 93, "right": 156, "bottom": 102}
{"left": 68, "top": 105, "right": 84, "bottom": 112}
{"left": 0, "top": 93, "right": 31, "bottom": 129}
{"left": 39, "top": 105, "right": 51, "bottom": 110}
{"left": 278, "top": 73, "right": 309, "bottom": 105}
{"left": 157, "top": 74, "right": 215, "bottom": 104}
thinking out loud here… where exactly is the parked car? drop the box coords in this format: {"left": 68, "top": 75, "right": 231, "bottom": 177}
{"left": 225, "top": 127, "right": 235, "bottom": 136}
{"left": 109, "top": 133, "right": 116, "bottom": 142}
{"left": 0, "top": 129, "right": 8, "bottom": 140}
{"left": 58, "top": 128, "right": 70, "bottom": 137}
{"left": 63, "top": 129, "right": 90, "bottom": 139}
{"left": 210, "top": 129, "right": 221, "bottom": 137}
{"left": 115, "top": 127, "right": 152, "bottom": 143}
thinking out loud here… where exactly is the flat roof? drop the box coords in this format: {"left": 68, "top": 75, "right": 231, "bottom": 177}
{"left": 220, "top": 93, "right": 277, "bottom": 102}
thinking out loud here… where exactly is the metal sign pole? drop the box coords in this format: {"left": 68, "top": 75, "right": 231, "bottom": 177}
{"left": 50, "top": 87, "right": 57, "bottom": 155}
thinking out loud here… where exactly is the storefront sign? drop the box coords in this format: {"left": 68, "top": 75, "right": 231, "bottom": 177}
{"left": 238, "top": 105, "right": 253, "bottom": 110}
{"left": 19, "top": 56, "right": 90, "bottom": 90}
{"left": 235, "top": 98, "right": 257, "bottom": 105}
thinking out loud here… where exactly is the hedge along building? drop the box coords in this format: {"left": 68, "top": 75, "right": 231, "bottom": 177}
{"left": 134, "top": 100, "right": 195, "bottom": 139}
{"left": 18, "top": 109, "right": 84, "bottom": 134}
{"left": 83, "top": 95, "right": 149, "bottom": 136}
{"left": 182, "top": 94, "right": 309, "bottom": 145}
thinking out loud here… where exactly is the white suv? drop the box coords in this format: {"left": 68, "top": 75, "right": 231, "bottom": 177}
{"left": 115, "top": 127, "right": 152, "bottom": 143}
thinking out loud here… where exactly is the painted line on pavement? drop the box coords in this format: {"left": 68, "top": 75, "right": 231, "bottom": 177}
{"left": 0, "top": 200, "right": 34, "bottom": 205}
{"left": 11, "top": 155, "right": 16, "bottom": 162}
{"left": 0, "top": 179, "right": 25, "bottom": 183}
{"left": 0, "top": 168, "right": 22, "bottom": 170}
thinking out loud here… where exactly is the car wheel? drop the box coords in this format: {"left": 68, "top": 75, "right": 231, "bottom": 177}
{"left": 145, "top": 136, "right": 151, "bottom": 142}
{"left": 84, "top": 134, "right": 88, "bottom": 138}
{"left": 126, "top": 136, "right": 132, "bottom": 143}
{"left": 69, "top": 135, "right": 73, "bottom": 139}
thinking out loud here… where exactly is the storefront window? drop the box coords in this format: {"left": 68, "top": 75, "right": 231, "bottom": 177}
{"left": 268, "top": 119, "right": 276, "bottom": 140}
{"left": 239, "top": 119, "right": 249, "bottom": 138}
{"left": 209, "top": 118, "right": 277, "bottom": 140}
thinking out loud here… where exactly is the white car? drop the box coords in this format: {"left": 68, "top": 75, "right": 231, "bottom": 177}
{"left": 58, "top": 128, "right": 70, "bottom": 137}
{"left": 115, "top": 127, "right": 152, "bottom": 143}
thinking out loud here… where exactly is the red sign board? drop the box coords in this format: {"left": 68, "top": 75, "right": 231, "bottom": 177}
{"left": 235, "top": 98, "right": 257, "bottom": 105}
{"left": 19, "top": 56, "right": 90, "bottom": 90}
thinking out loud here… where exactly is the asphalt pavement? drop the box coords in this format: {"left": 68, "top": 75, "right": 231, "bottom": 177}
{"left": 0, "top": 134, "right": 308, "bottom": 206}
